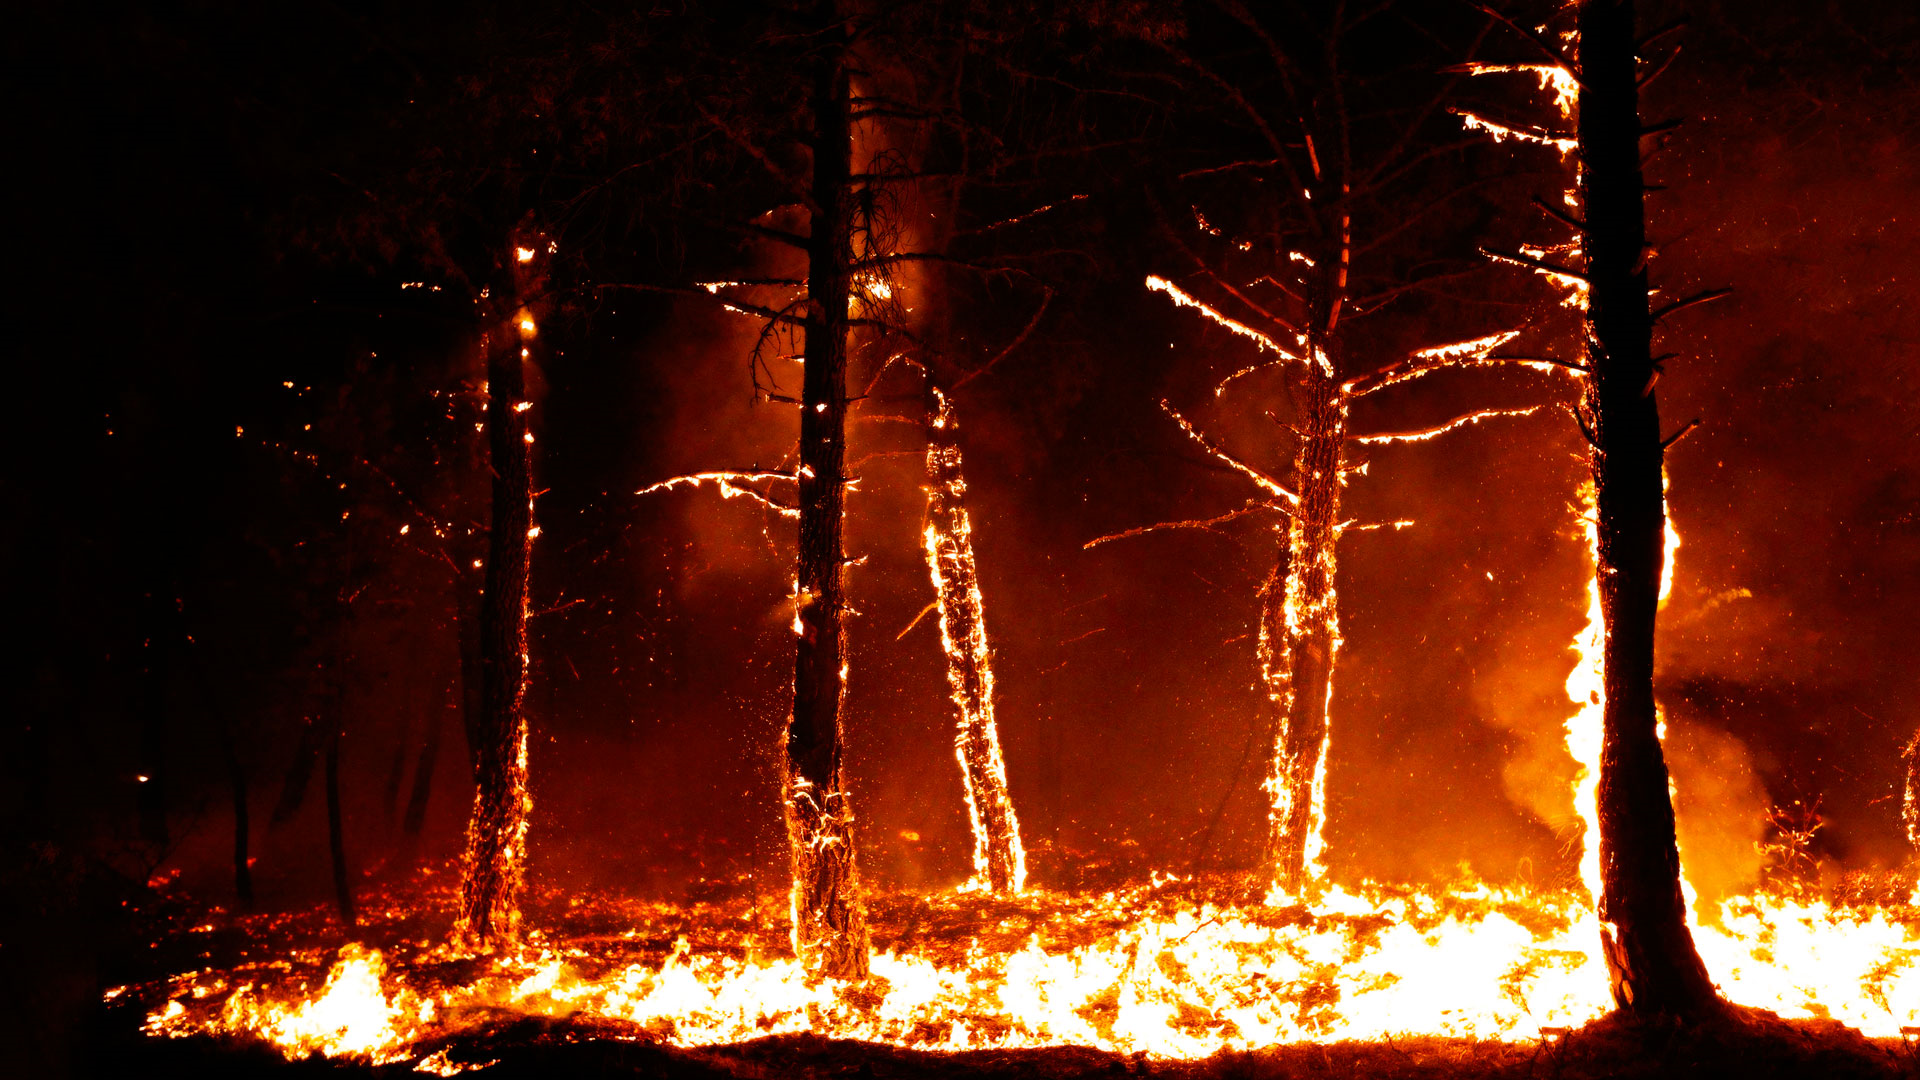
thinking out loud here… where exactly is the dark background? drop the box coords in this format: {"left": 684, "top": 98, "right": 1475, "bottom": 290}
{"left": 6, "top": 0, "right": 1917, "bottom": 1069}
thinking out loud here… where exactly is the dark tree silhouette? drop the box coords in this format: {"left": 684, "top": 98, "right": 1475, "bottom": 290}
{"left": 1468, "top": 0, "right": 1723, "bottom": 1015}
{"left": 1574, "top": 0, "right": 1719, "bottom": 1017}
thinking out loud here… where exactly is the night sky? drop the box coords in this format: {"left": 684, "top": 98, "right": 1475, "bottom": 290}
{"left": 8, "top": 1, "right": 1917, "bottom": 1033}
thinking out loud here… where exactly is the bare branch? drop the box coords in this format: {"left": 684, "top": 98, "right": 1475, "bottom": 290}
{"left": 597, "top": 282, "right": 810, "bottom": 328}
{"left": 1161, "top": 399, "right": 1299, "bottom": 504}
{"left": 958, "top": 194, "right": 1088, "bottom": 237}
{"left": 1147, "top": 276, "right": 1305, "bottom": 366}
{"left": 1530, "top": 195, "right": 1586, "bottom": 232}
{"left": 896, "top": 600, "right": 939, "bottom": 641}
{"left": 1650, "top": 288, "right": 1731, "bottom": 322}
{"left": 1343, "top": 330, "right": 1528, "bottom": 395}
{"left": 1353, "top": 404, "right": 1548, "bottom": 445}
{"left": 952, "top": 287, "right": 1053, "bottom": 391}
{"left": 1661, "top": 418, "right": 1701, "bottom": 449}
{"left": 1452, "top": 107, "right": 1577, "bottom": 152}
{"left": 1481, "top": 246, "right": 1589, "bottom": 283}
{"left": 1084, "top": 500, "right": 1286, "bottom": 549}
{"left": 1468, "top": 2, "right": 1579, "bottom": 75}
{"left": 1637, "top": 44, "right": 1683, "bottom": 90}
{"left": 1178, "top": 158, "right": 1281, "bottom": 180}
{"left": 1638, "top": 16, "right": 1690, "bottom": 50}
{"left": 636, "top": 471, "right": 800, "bottom": 517}
{"left": 1336, "top": 519, "right": 1415, "bottom": 535}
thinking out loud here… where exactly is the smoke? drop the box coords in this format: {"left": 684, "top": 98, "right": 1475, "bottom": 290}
{"left": 1665, "top": 713, "right": 1768, "bottom": 907}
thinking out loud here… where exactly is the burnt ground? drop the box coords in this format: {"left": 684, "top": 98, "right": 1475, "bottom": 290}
{"left": 84, "top": 1006, "right": 1918, "bottom": 1080}
{"left": 35, "top": 870, "right": 1920, "bottom": 1079}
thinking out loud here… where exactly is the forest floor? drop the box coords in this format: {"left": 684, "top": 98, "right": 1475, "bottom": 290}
{"left": 86, "top": 1011, "right": 1920, "bottom": 1080}
{"left": 63, "top": 867, "right": 1919, "bottom": 1080}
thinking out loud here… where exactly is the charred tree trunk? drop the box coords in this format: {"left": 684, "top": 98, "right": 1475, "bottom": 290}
{"left": 1902, "top": 730, "right": 1919, "bottom": 855}
{"left": 1577, "top": 0, "right": 1717, "bottom": 1018}
{"left": 325, "top": 717, "right": 356, "bottom": 929}
{"left": 136, "top": 590, "right": 172, "bottom": 853}
{"left": 1262, "top": 360, "right": 1346, "bottom": 895}
{"left": 401, "top": 676, "right": 449, "bottom": 842}
{"left": 924, "top": 386, "right": 1025, "bottom": 893}
{"left": 785, "top": 32, "right": 871, "bottom": 980}
{"left": 185, "top": 642, "right": 254, "bottom": 908}
{"left": 228, "top": 738, "right": 254, "bottom": 909}
{"left": 455, "top": 240, "right": 541, "bottom": 948}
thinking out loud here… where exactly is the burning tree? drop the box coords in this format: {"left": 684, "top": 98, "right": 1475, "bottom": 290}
{"left": 454, "top": 228, "right": 550, "bottom": 947}
{"left": 629, "top": 1, "right": 1085, "bottom": 955}
{"left": 919, "top": 379, "right": 1028, "bottom": 893}
{"left": 629, "top": 2, "right": 883, "bottom": 978}
{"left": 1464, "top": 0, "right": 1724, "bottom": 1015}
{"left": 1102, "top": 1, "right": 1557, "bottom": 897}
{"left": 251, "top": 3, "right": 712, "bottom": 943}
{"left": 1904, "top": 731, "right": 1919, "bottom": 858}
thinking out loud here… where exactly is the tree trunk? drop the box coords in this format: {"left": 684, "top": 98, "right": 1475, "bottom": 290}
{"left": 401, "top": 675, "right": 449, "bottom": 842}
{"left": 456, "top": 256, "right": 538, "bottom": 948}
{"left": 325, "top": 720, "right": 356, "bottom": 929}
{"left": 229, "top": 741, "right": 254, "bottom": 909}
{"left": 185, "top": 641, "right": 254, "bottom": 908}
{"left": 1261, "top": 362, "right": 1346, "bottom": 895}
{"left": 924, "top": 386, "right": 1026, "bottom": 893}
{"left": 1902, "top": 729, "right": 1918, "bottom": 854}
{"left": 1577, "top": 0, "right": 1718, "bottom": 1018}
{"left": 136, "top": 589, "right": 172, "bottom": 853}
{"left": 785, "top": 31, "right": 870, "bottom": 980}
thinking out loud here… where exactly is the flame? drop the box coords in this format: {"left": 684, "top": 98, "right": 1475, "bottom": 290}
{"left": 130, "top": 873, "right": 1915, "bottom": 1065}
{"left": 1145, "top": 277, "right": 1304, "bottom": 366}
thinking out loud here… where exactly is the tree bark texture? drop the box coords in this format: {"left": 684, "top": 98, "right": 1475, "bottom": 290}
{"left": 924, "top": 387, "right": 1025, "bottom": 894}
{"left": 455, "top": 238, "right": 543, "bottom": 948}
{"left": 1262, "top": 360, "right": 1346, "bottom": 896}
{"left": 1577, "top": 0, "right": 1718, "bottom": 1017}
{"left": 785, "top": 31, "right": 871, "bottom": 980}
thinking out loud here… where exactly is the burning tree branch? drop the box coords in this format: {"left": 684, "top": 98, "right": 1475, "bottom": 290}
{"left": 1353, "top": 404, "right": 1549, "bottom": 444}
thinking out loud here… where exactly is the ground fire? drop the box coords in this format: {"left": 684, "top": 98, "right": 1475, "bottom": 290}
{"left": 12, "top": 0, "right": 1920, "bottom": 1077}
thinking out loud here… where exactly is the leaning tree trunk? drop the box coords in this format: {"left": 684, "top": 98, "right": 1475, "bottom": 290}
{"left": 1262, "top": 359, "right": 1346, "bottom": 896}
{"left": 1577, "top": 0, "right": 1718, "bottom": 1017}
{"left": 924, "top": 386, "right": 1025, "bottom": 894}
{"left": 455, "top": 239, "right": 542, "bottom": 948}
{"left": 784, "top": 38, "right": 871, "bottom": 980}
{"left": 1902, "top": 730, "right": 1919, "bottom": 854}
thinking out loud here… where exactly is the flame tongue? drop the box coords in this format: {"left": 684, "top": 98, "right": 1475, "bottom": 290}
{"left": 132, "top": 873, "right": 1916, "bottom": 1063}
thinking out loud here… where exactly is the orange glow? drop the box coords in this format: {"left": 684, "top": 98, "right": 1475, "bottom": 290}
{"left": 129, "top": 876, "right": 1916, "bottom": 1063}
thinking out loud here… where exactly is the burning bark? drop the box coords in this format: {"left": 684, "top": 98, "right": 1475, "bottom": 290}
{"left": 785, "top": 31, "right": 871, "bottom": 979}
{"left": 455, "top": 231, "right": 546, "bottom": 949}
{"left": 1260, "top": 359, "right": 1345, "bottom": 896}
{"left": 1903, "top": 730, "right": 1919, "bottom": 854}
{"left": 923, "top": 386, "right": 1025, "bottom": 894}
{"left": 1118, "top": 6, "right": 1566, "bottom": 898}
{"left": 1574, "top": 0, "right": 1718, "bottom": 1017}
